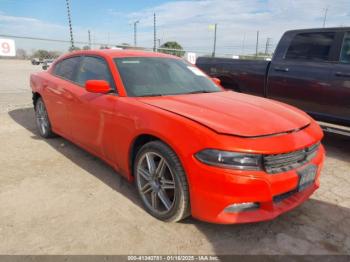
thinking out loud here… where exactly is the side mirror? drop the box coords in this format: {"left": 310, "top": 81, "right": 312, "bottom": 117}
{"left": 85, "top": 80, "right": 111, "bottom": 94}
{"left": 212, "top": 77, "right": 221, "bottom": 85}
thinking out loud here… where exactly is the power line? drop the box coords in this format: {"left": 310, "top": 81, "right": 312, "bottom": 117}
{"left": 0, "top": 34, "right": 106, "bottom": 46}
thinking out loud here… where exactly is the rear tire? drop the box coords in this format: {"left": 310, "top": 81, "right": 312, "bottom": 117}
{"left": 134, "top": 141, "right": 190, "bottom": 222}
{"left": 35, "top": 97, "right": 55, "bottom": 138}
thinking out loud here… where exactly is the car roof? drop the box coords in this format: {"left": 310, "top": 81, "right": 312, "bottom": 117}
{"left": 66, "top": 49, "right": 179, "bottom": 59}
{"left": 284, "top": 27, "right": 350, "bottom": 35}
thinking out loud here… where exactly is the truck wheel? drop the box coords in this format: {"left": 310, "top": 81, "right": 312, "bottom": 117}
{"left": 35, "top": 97, "right": 55, "bottom": 138}
{"left": 134, "top": 141, "right": 190, "bottom": 222}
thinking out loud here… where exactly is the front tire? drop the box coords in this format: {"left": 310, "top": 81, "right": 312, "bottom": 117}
{"left": 134, "top": 141, "right": 190, "bottom": 222}
{"left": 35, "top": 97, "right": 55, "bottom": 138}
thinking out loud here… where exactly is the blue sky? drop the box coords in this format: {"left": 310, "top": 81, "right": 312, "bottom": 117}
{"left": 0, "top": 0, "right": 164, "bottom": 25}
{"left": 0, "top": 0, "right": 164, "bottom": 38}
{"left": 1, "top": 0, "right": 350, "bottom": 55}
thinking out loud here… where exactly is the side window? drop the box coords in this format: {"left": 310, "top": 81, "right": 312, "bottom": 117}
{"left": 53, "top": 57, "right": 80, "bottom": 81}
{"left": 285, "top": 32, "right": 335, "bottom": 61}
{"left": 76, "top": 56, "right": 114, "bottom": 89}
{"left": 340, "top": 32, "right": 350, "bottom": 63}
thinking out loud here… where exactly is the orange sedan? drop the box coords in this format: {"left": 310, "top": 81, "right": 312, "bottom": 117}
{"left": 30, "top": 50, "right": 325, "bottom": 224}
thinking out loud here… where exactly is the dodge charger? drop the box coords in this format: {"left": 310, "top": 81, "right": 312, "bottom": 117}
{"left": 30, "top": 50, "right": 325, "bottom": 224}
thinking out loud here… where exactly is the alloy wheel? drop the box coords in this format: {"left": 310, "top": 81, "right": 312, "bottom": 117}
{"left": 36, "top": 100, "right": 49, "bottom": 136}
{"left": 136, "top": 152, "right": 176, "bottom": 215}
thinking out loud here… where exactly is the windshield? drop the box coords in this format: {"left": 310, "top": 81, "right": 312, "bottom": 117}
{"left": 114, "top": 57, "right": 222, "bottom": 97}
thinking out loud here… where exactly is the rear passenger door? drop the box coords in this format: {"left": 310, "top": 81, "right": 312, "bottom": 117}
{"left": 267, "top": 31, "right": 337, "bottom": 118}
{"left": 329, "top": 31, "right": 350, "bottom": 125}
{"left": 47, "top": 56, "right": 81, "bottom": 136}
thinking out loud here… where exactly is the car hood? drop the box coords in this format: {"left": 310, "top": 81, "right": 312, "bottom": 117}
{"left": 137, "top": 91, "right": 311, "bottom": 137}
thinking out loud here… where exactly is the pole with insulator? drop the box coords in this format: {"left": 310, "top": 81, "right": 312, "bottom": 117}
{"left": 66, "top": 0, "right": 74, "bottom": 50}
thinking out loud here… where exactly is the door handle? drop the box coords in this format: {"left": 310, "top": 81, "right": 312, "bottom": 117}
{"left": 274, "top": 67, "right": 289, "bottom": 72}
{"left": 335, "top": 72, "right": 350, "bottom": 77}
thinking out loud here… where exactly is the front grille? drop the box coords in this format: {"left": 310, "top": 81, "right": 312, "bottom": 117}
{"left": 264, "top": 143, "right": 320, "bottom": 174}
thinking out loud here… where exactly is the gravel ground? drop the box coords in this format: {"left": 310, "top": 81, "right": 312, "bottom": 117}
{"left": 0, "top": 59, "right": 349, "bottom": 255}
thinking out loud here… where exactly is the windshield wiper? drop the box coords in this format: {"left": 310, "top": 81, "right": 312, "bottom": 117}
{"left": 185, "top": 90, "right": 218, "bottom": 94}
{"left": 139, "top": 90, "right": 218, "bottom": 97}
{"left": 140, "top": 93, "right": 164, "bottom": 97}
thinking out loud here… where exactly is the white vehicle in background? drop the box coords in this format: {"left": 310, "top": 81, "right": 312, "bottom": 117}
{"left": 42, "top": 58, "right": 54, "bottom": 70}
{"left": 31, "top": 58, "right": 42, "bottom": 65}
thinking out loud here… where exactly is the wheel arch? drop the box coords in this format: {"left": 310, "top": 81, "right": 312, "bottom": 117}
{"left": 129, "top": 134, "right": 162, "bottom": 177}
{"left": 128, "top": 133, "right": 184, "bottom": 178}
{"left": 130, "top": 133, "right": 191, "bottom": 222}
{"left": 32, "top": 92, "right": 42, "bottom": 108}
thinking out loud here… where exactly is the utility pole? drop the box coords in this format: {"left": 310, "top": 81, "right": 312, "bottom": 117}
{"left": 66, "top": 0, "right": 74, "bottom": 50}
{"left": 133, "top": 20, "right": 139, "bottom": 47}
{"left": 323, "top": 7, "right": 328, "bottom": 28}
{"left": 88, "top": 30, "right": 91, "bottom": 48}
{"left": 212, "top": 23, "right": 217, "bottom": 57}
{"left": 255, "top": 30, "right": 259, "bottom": 57}
{"left": 241, "top": 33, "right": 246, "bottom": 55}
{"left": 265, "top": 37, "right": 271, "bottom": 55}
{"left": 153, "top": 13, "right": 157, "bottom": 52}
{"left": 157, "top": 38, "right": 161, "bottom": 48}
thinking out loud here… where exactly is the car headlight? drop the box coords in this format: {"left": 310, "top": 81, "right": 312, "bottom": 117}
{"left": 195, "top": 149, "right": 262, "bottom": 170}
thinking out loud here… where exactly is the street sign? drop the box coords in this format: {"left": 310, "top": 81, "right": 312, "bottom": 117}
{"left": 186, "top": 52, "right": 197, "bottom": 64}
{"left": 0, "top": 39, "right": 16, "bottom": 57}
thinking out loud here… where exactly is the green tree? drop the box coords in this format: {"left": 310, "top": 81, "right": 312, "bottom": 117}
{"left": 48, "top": 51, "right": 62, "bottom": 58}
{"left": 159, "top": 41, "right": 185, "bottom": 57}
{"left": 32, "top": 49, "right": 50, "bottom": 60}
{"left": 82, "top": 45, "right": 91, "bottom": 50}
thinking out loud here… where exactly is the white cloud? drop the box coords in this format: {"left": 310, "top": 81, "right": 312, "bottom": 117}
{"left": 128, "top": 0, "right": 350, "bottom": 55}
{"left": 0, "top": 14, "right": 66, "bottom": 35}
{"left": 0, "top": 14, "right": 72, "bottom": 53}
{"left": 0, "top": 13, "right": 127, "bottom": 53}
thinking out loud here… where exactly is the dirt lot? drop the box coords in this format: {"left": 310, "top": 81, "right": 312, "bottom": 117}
{"left": 0, "top": 59, "right": 350, "bottom": 255}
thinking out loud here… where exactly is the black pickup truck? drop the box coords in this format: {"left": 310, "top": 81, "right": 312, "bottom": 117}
{"left": 196, "top": 27, "right": 350, "bottom": 136}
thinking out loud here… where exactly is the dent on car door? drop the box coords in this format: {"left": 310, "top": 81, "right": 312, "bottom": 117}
{"left": 267, "top": 32, "right": 335, "bottom": 117}
{"left": 329, "top": 31, "right": 350, "bottom": 126}
{"left": 69, "top": 56, "right": 118, "bottom": 160}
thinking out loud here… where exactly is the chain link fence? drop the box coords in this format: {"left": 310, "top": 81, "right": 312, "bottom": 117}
{"left": 0, "top": 34, "right": 274, "bottom": 70}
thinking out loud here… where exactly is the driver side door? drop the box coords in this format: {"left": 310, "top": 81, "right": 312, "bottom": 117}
{"left": 68, "top": 55, "right": 118, "bottom": 162}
